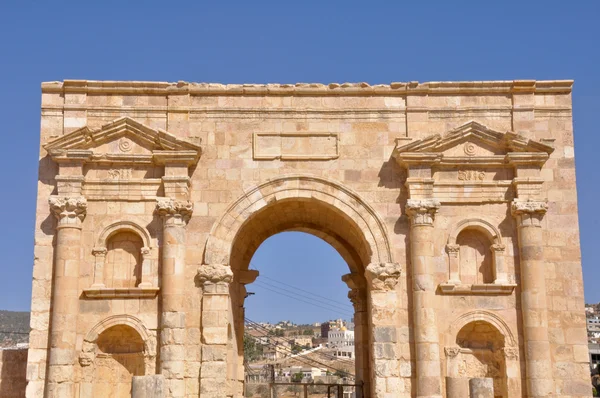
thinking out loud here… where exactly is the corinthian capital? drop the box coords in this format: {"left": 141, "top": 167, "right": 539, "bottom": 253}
{"left": 511, "top": 200, "right": 548, "bottom": 227}
{"left": 348, "top": 289, "right": 367, "bottom": 312}
{"left": 156, "top": 197, "right": 193, "bottom": 224}
{"left": 198, "top": 264, "right": 233, "bottom": 292}
{"left": 406, "top": 198, "right": 440, "bottom": 226}
{"left": 365, "top": 262, "right": 402, "bottom": 291}
{"left": 49, "top": 196, "right": 87, "bottom": 226}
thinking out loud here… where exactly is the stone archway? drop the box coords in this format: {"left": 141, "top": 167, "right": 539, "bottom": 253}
{"left": 199, "top": 174, "right": 398, "bottom": 398}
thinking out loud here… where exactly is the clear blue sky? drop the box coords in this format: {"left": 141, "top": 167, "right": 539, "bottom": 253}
{"left": 0, "top": 1, "right": 598, "bottom": 322}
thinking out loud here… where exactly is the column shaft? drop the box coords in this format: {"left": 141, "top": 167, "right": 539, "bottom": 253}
{"left": 198, "top": 264, "right": 233, "bottom": 398}
{"left": 46, "top": 196, "right": 86, "bottom": 398}
{"left": 512, "top": 201, "right": 553, "bottom": 398}
{"left": 157, "top": 198, "right": 193, "bottom": 398}
{"left": 407, "top": 199, "right": 442, "bottom": 398}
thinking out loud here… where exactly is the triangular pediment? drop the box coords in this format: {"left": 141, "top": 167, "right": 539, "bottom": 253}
{"left": 395, "top": 121, "right": 554, "bottom": 156}
{"left": 44, "top": 117, "right": 201, "bottom": 154}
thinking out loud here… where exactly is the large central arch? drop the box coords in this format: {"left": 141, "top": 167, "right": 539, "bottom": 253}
{"left": 202, "top": 174, "right": 394, "bottom": 397}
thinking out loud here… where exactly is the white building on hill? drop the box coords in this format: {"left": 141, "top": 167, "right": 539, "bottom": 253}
{"left": 328, "top": 328, "right": 355, "bottom": 358}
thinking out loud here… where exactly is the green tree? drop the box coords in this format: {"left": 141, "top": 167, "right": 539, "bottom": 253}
{"left": 291, "top": 344, "right": 302, "bottom": 354}
{"left": 292, "top": 372, "right": 304, "bottom": 382}
{"left": 243, "top": 335, "right": 263, "bottom": 362}
{"left": 303, "top": 329, "right": 313, "bottom": 335}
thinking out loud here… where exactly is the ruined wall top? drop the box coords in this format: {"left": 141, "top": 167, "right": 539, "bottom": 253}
{"left": 41, "top": 79, "right": 573, "bottom": 96}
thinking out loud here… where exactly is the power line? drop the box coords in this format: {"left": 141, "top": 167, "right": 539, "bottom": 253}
{"left": 251, "top": 269, "right": 352, "bottom": 307}
{"left": 252, "top": 282, "right": 354, "bottom": 317}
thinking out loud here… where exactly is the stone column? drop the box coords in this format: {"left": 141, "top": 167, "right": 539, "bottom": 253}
{"left": 156, "top": 198, "right": 193, "bottom": 398}
{"left": 406, "top": 199, "right": 442, "bottom": 398}
{"left": 46, "top": 196, "right": 87, "bottom": 398}
{"left": 349, "top": 288, "right": 368, "bottom": 398}
{"left": 512, "top": 200, "right": 553, "bottom": 398}
{"left": 365, "top": 262, "right": 402, "bottom": 397}
{"left": 197, "top": 264, "right": 234, "bottom": 398}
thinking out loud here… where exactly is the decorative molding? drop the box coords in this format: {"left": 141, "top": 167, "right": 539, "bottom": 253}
{"left": 253, "top": 132, "right": 339, "bottom": 160}
{"left": 198, "top": 264, "right": 234, "bottom": 285}
{"left": 365, "top": 262, "right": 401, "bottom": 291}
{"left": 439, "top": 283, "right": 516, "bottom": 295}
{"left": 457, "top": 170, "right": 485, "bottom": 181}
{"left": 42, "top": 79, "right": 574, "bottom": 96}
{"left": 405, "top": 199, "right": 440, "bottom": 226}
{"left": 82, "top": 287, "right": 160, "bottom": 299}
{"left": 156, "top": 198, "right": 193, "bottom": 223}
{"left": 511, "top": 200, "right": 548, "bottom": 227}
{"left": 44, "top": 116, "right": 201, "bottom": 154}
{"left": 503, "top": 347, "right": 519, "bottom": 360}
{"left": 444, "top": 346, "right": 461, "bottom": 358}
{"left": 511, "top": 200, "right": 548, "bottom": 215}
{"left": 48, "top": 196, "right": 87, "bottom": 225}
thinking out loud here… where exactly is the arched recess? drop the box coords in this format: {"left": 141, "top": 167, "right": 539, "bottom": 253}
{"left": 447, "top": 310, "right": 516, "bottom": 347}
{"left": 96, "top": 220, "right": 152, "bottom": 249}
{"left": 447, "top": 218, "right": 502, "bottom": 246}
{"left": 443, "top": 218, "right": 510, "bottom": 288}
{"left": 88, "top": 221, "right": 157, "bottom": 292}
{"left": 444, "top": 311, "right": 519, "bottom": 398}
{"left": 202, "top": 174, "right": 393, "bottom": 398}
{"left": 78, "top": 315, "right": 157, "bottom": 396}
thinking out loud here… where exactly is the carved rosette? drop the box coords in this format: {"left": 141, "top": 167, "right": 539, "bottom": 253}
{"left": 156, "top": 198, "right": 193, "bottom": 225}
{"left": 198, "top": 264, "right": 233, "bottom": 293}
{"left": 365, "top": 262, "right": 402, "bottom": 291}
{"left": 49, "top": 196, "right": 87, "bottom": 226}
{"left": 406, "top": 199, "right": 440, "bottom": 226}
{"left": 511, "top": 200, "right": 548, "bottom": 227}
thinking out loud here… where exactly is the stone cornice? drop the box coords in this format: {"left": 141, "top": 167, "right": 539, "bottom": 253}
{"left": 41, "top": 79, "right": 573, "bottom": 96}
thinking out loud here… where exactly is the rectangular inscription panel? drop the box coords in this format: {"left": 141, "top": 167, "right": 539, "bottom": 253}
{"left": 253, "top": 132, "right": 339, "bottom": 160}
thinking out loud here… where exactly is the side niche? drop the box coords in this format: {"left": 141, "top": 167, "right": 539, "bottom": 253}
{"left": 83, "top": 221, "right": 159, "bottom": 299}
{"left": 438, "top": 218, "right": 516, "bottom": 295}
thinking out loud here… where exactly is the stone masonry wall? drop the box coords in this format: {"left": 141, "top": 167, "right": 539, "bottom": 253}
{"left": 28, "top": 79, "right": 588, "bottom": 398}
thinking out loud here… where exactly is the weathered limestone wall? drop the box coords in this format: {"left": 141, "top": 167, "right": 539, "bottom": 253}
{"left": 0, "top": 347, "right": 28, "bottom": 398}
{"left": 28, "top": 79, "right": 588, "bottom": 398}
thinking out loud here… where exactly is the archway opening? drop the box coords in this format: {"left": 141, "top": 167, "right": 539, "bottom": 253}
{"left": 226, "top": 197, "right": 373, "bottom": 398}
{"left": 92, "top": 324, "right": 145, "bottom": 398}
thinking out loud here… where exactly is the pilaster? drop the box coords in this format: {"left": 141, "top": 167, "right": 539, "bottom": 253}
{"left": 46, "top": 196, "right": 87, "bottom": 398}
{"left": 511, "top": 200, "right": 553, "bottom": 398}
{"left": 365, "top": 263, "right": 403, "bottom": 397}
{"left": 197, "top": 264, "right": 234, "bottom": 398}
{"left": 406, "top": 199, "right": 443, "bottom": 398}
{"left": 156, "top": 198, "right": 193, "bottom": 398}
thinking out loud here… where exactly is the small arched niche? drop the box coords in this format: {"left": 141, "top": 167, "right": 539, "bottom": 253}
{"left": 440, "top": 218, "right": 515, "bottom": 295}
{"left": 90, "top": 324, "right": 146, "bottom": 398}
{"left": 445, "top": 321, "right": 508, "bottom": 398}
{"left": 83, "top": 221, "right": 159, "bottom": 299}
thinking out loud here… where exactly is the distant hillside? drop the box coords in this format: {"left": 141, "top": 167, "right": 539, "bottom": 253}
{"left": 0, "top": 310, "right": 29, "bottom": 347}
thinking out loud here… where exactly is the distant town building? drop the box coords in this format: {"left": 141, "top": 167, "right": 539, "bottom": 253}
{"left": 328, "top": 329, "right": 355, "bottom": 358}
{"left": 263, "top": 342, "right": 288, "bottom": 361}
